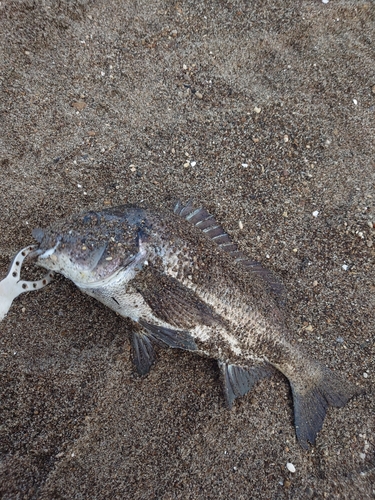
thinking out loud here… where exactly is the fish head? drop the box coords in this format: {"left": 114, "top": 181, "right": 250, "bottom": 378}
{"left": 32, "top": 207, "right": 149, "bottom": 286}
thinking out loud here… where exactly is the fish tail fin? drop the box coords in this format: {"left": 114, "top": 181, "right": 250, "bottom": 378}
{"left": 290, "top": 366, "right": 361, "bottom": 449}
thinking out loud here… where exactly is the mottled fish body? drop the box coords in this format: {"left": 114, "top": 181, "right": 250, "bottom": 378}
{"left": 32, "top": 202, "right": 359, "bottom": 448}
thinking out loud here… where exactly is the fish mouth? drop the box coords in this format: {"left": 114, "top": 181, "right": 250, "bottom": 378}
{"left": 27, "top": 246, "right": 46, "bottom": 262}
{"left": 38, "top": 241, "right": 61, "bottom": 260}
{"left": 28, "top": 240, "right": 61, "bottom": 263}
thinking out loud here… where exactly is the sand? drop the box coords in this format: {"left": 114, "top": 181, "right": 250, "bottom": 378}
{"left": 0, "top": 1, "right": 374, "bottom": 498}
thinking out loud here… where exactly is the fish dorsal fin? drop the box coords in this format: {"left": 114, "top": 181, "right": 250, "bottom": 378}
{"left": 174, "top": 200, "right": 285, "bottom": 300}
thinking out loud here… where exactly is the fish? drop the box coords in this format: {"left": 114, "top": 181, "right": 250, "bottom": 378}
{"left": 31, "top": 201, "right": 360, "bottom": 448}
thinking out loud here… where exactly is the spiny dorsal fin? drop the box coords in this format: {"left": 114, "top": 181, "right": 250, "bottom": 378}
{"left": 174, "top": 200, "right": 285, "bottom": 300}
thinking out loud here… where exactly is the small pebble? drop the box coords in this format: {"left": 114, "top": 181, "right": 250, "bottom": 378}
{"left": 238, "top": 220, "right": 243, "bottom": 230}
{"left": 242, "top": 163, "right": 248, "bottom": 168}
{"left": 342, "top": 264, "right": 349, "bottom": 271}
{"left": 254, "top": 107, "right": 261, "bottom": 113}
{"left": 130, "top": 165, "right": 136, "bottom": 172}
{"left": 372, "top": 85, "right": 375, "bottom": 94}
{"left": 183, "top": 162, "right": 190, "bottom": 168}
{"left": 353, "top": 99, "right": 358, "bottom": 105}
{"left": 313, "top": 280, "right": 318, "bottom": 287}
{"left": 336, "top": 337, "right": 344, "bottom": 343}
{"left": 286, "top": 462, "right": 296, "bottom": 473}
{"left": 71, "top": 101, "right": 86, "bottom": 111}
{"left": 284, "top": 135, "right": 289, "bottom": 142}
{"left": 363, "top": 372, "right": 368, "bottom": 379}
{"left": 312, "top": 210, "right": 319, "bottom": 217}
{"left": 77, "top": 184, "right": 82, "bottom": 188}
{"left": 191, "top": 161, "right": 196, "bottom": 167}
{"left": 359, "top": 453, "right": 366, "bottom": 460}
{"left": 195, "top": 92, "right": 203, "bottom": 99}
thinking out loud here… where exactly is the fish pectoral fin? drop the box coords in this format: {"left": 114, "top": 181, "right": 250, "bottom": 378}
{"left": 218, "top": 360, "right": 275, "bottom": 409}
{"left": 290, "top": 366, "right": 361, "bottom": 449}
{"left": 133, "top": 266, "right": 219, "bottom": 329}
{"left": 139, "top": 319, "right": 198, "bottom": 351}
{"left": 131, "top": 331, "right": 156, "bottom": 376}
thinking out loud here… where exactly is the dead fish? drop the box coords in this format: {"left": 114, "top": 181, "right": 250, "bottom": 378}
{"left": 31, "top": 201, "right": 360, "bottom": 448}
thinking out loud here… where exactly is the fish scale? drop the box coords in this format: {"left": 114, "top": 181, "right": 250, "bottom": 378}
{"left": 31, "top": 202, "right": 361, "bottom": 449}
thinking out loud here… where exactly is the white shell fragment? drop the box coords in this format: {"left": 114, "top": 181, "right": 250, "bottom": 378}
{"left": 0, "top": 246, "right": 54, "bottom": 321}
{"left": 286, "top": 462, "right": 296, "bottom": 473}
{"left": 312, "top": 210, "right": 319, "bottom": 217}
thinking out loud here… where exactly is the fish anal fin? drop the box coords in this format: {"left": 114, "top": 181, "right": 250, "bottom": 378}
{"left": 139, "top": 319, "right": 198, "bottom": 351}
{"left": 218, "top": 361, "right": 275, "bottom": 409}
{"left": 290, "top": 367, "right": 361, "bottom": 449}
{"left": 131, "top": 331, "right": 156, "bottom": 376}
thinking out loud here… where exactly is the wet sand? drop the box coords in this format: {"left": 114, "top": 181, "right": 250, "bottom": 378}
{"left": 0, "top": 1, "right": 374, "bottom": 498}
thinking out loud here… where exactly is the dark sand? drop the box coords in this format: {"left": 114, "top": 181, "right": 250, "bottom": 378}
{"left": 1, "top": 1, "right": 374, "bottom": 498}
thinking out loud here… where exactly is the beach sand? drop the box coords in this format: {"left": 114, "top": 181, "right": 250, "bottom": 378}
{"left": 0, "top": 1, "right": 374, "bottom": 498}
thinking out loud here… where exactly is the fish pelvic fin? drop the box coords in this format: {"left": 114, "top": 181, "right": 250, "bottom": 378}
{"left": 218, "top": 360, "right": 276, "bottom": 409}
{"left": 290, "top": 366, "right": 361, "bottom": 449}
{"left": 138, "top": 319, "right": 198, "bottom": 351}
{"left": 131, "top": 331, "right": 156, "bottom": 376}
{"left": 131, "top": 320, "right": 198, "bottom": 377}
